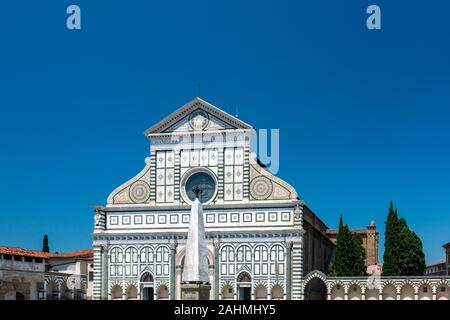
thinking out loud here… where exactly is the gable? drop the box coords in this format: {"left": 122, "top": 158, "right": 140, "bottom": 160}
{"left": 161, "top": 109, "right": 236, "bottom": 133}
{"left": 144, "top": 97, "right": 253, "bottom": 136}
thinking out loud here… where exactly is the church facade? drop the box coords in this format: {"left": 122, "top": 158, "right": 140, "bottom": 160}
{"left": 91, "top": 98, "right": 450, "bottom": 300}
{"left": 92, "top": 98, "right": 334, "bottom": 300}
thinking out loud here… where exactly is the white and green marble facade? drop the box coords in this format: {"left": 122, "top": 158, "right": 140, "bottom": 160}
{"left": 93, "top": 98, "right": 304, "bottom": 300}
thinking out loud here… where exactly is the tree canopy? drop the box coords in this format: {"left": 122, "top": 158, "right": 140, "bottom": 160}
{"left": 382, "top": 202, "right": 425, "bottom": 276}
{"left": 329, "top": 215, "right": 366, "bottom": 277}
{"left": 42, "top": 234, "right": 49, "bottom": 253}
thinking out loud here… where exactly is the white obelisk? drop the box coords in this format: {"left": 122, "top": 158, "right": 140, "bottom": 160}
{"left": 182, "top": 197, "right": 209, "bottom": 283}
{"left": 181, "top": 187, "right": 211, "bottom": 299}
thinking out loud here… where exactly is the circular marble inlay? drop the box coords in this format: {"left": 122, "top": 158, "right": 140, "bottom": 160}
{"left": 129, "top": 181, "right": 150, "bottom": 203}
{"left": 188, "top": 109, "right": 209, "bottom": 131}
{"left": 250, "top": 176, "right": 273, "bottom": 200}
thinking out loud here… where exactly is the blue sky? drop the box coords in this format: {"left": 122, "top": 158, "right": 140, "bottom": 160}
{"left": 0, "top": 0, "right": 449, "bottom": 264}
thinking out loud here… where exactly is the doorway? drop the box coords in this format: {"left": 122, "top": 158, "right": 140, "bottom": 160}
{"left": 238, "top": 286, "right": 251, "bottom": 300}
{"left": 142, "top": 287, "right": 154, "bottom": 300}
{"left": 304, "top": 278, "right": 327, "bottom": 300}
{"left": 237, "top": 272, "right": 252, "bottom": 300}
{"left": 15, "top": 292, "right": 25, "bottom": 300}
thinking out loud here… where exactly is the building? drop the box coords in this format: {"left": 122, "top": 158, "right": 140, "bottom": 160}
{"left": 426, "top": 242, "right": 450, "bottom": 277}
{"left": 92, "top": 97, "right": 334, "bottom": 300}
{"left": 0, "top": 246, "right": 93, "bottom": 300}
{"left": 444, "top": 243, "right": 450, "bottom": 276}
{"left": 326, "top": 221, "right": 379, "bottom": 268}
{"left": 426, "top": 261, "right": 447, "bottom": 276}
{"left": 92, "top": 97, "right": 450, "bottom": 300}
{"left": 303, "top": 271, "right": 450, "bottom": 300}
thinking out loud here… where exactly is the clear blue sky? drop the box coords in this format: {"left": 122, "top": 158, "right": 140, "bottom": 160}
{"left": 0, "top": 1, "right": 449, "bottom": 264}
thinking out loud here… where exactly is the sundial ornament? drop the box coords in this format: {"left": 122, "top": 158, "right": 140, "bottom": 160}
{"left": 192, "top": 185, "right": 203, "bottom": 198}
{"left": 185, "top": 171, "right": 216, "bottom": 203}
{"left": 188, "top": 109, "right": 209, "bottom": 130}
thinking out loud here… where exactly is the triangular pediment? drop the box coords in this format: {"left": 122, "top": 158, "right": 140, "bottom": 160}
{"left": 144, "top": 97, "right": 253, "bottom": 136}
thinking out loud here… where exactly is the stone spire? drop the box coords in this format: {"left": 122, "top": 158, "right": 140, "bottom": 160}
{"left": 182, "top": 189, "right": 209, "bottom": 284}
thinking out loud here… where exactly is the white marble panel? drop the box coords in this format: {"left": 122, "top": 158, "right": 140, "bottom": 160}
{"left": 180, "top": 150, "right": 190, "bottom": 167}
{"left": 166, "top": 186, "right": 174, "bottom": 203}
{"left": 156, "top": 186, "right": 165, "bottom": 203}
{"left": 190, "top": 150, "right": 199, "bottom": 166}
{"left": 234, "top": 183, "right": 243, "bottom": 200}
{"left": 209, "top": 149, "right": 218, "bottom": 166}
{"left": 234, "top": 165, "right": 243, "bottom": 183}
{"left": 156, "top": 169, "right": 165, "bottom": 185}
{"left": 200, "top": 150, "right": 209, "bottom": 166}
{"left": 166, "top": 168, "right": 174, "bottom": 185}
{"left": 166, "top": 151, "right": 174, "bottom": 167}
{"left": 224, "top": 148, "right": 234, "bottom": 165}
{"left": 156, "top": 152, "right": 166, "bottom": 168}
{"left": 234, "top": 148, "right": 244, "bottom": 165}
{"left": 224, "top": 184, "right": 233, "bottom": 201}
{"left": 224, "top": 166, "right": 234, "bottom": 183}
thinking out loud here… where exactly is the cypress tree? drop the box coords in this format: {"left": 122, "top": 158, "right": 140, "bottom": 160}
{"left": 397, "top": 219, "right": 426, "bottom": 276}
{"left": 42, "top": 234, "right": 49, "bottom": 253}
{"left": 329, "top": 215, "right": 366, "bottom": 276}
{"left": 382, "top": 202, "right": 400, "bottom": 276}
{"left": 382, "top": 202, "right": 426, "bottom": 276}
{"left": 349, "top": 232, "right": 366, "bottom": 276}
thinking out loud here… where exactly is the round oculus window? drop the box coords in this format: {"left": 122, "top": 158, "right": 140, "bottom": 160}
{"left": 184, "top": 171, "right": 216, "bottom": 203}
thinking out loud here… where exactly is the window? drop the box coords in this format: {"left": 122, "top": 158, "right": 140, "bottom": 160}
{"left": 423, "top": 287, "right": 428, "bottom": 293}
{"left": 185, "top": 171, "right": 216, "bottom": 203}
{"left": 89, "top": 271, "right": 94, "bottom": 281}
{"left": 441, "top": 287, "right": 446, "bottom": 292}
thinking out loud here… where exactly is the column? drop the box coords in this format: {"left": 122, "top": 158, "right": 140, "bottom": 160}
{"left": 291, "top": 241, "right": 303, "bottom": 300}
{"left": 102, "top": 245, "right": 109, "bottom": 300}
{"left": 92, "top": 245, "right": 103, "bottom": 300}
{"left": 43, "top": 281, "right": 47, "bottom": 300}
{"left": 209, "top": 265, "right": 215, "bottom": 300}
{"left": 285, "top": 241, "right": 292, "bottom": 300}
{"left": 169, "top": 240, "right": 177, "bottom": 300}
{"left": 361, "top": 287, "right": 366, "bottom": 300}
{"left": 57, "top": 282, "right": 62, "bottom": 300}
{"left": 175, "top": 265, "right": 183, "bottom": 299}
{"left": 214, "top": 240, "right": 220, "bottom": 300}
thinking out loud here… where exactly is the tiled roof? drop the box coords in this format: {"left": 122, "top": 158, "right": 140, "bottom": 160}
{"left": 426, "top": 260, "right": 446, "bottom": 268}
{"left": 326, "top": 229, "right": 369, "bottom": 235}
{"left": 0, "top": 246, "right": 93, "bottom": 260}
{"left": 0, "top": 246, "right": 50, "bottom": 259}
{"left": 50, "top": 249, "right": 93, "bottom": 259}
